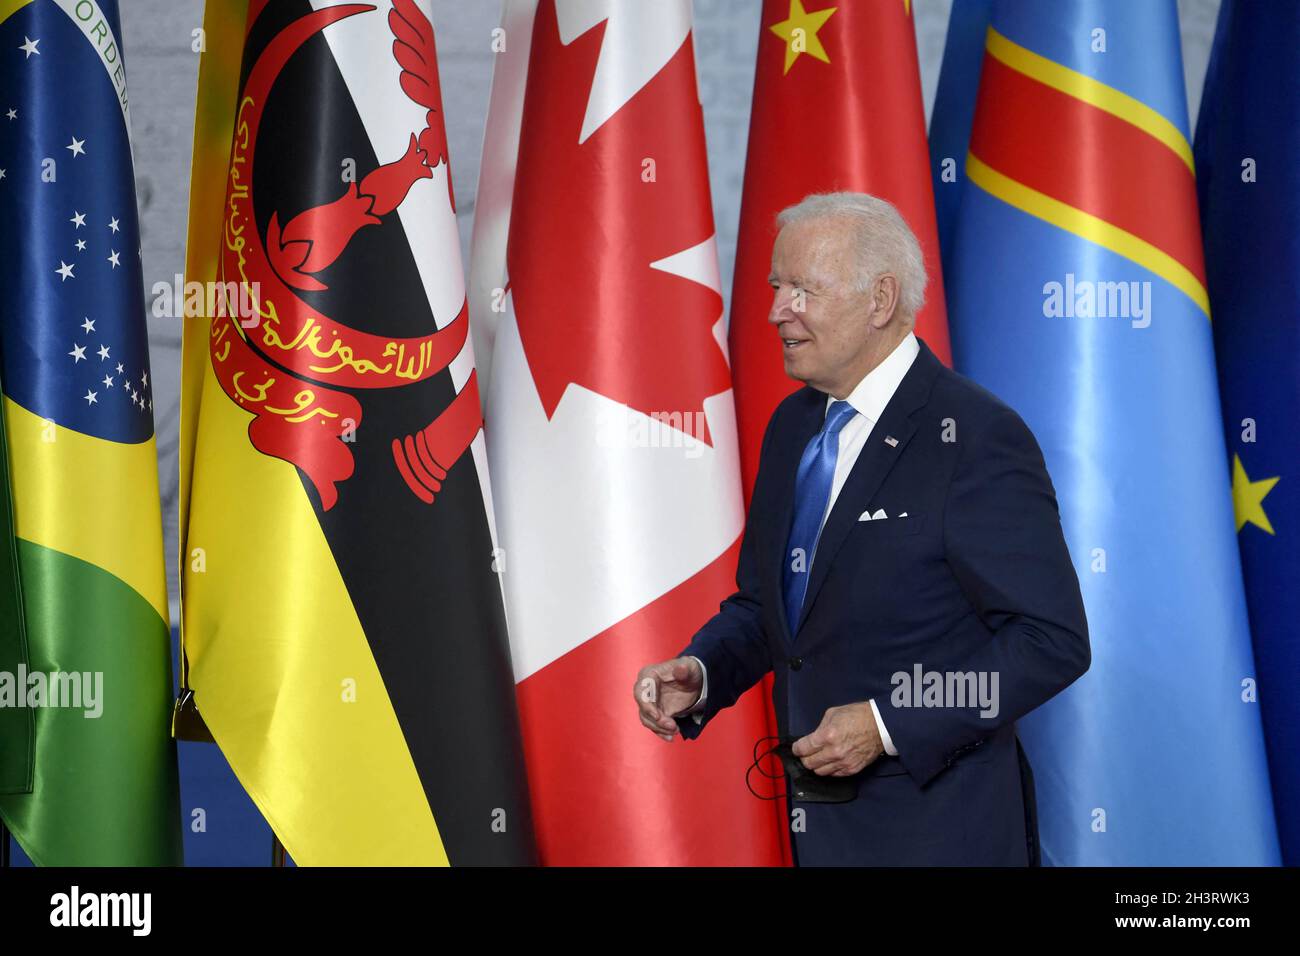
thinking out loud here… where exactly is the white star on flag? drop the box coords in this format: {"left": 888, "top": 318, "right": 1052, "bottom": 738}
{"left": 107, "top": 250, "right": 120, "bottom": 267}
{"left": 97, "top": 345, "right": 110, "bottom": 360}
{"left": 55, "top": 260, "right": 74, "bottom": 281}
{"left": 0, "top": 169, "right": 6, "bottom": 181}
{"left": 66, "top": 136, "right": 85, "bottom": 157}
{"left": 83, "top": 390, "right": 97, "bottom": 405}
{"left": 70, "top": 211, "right": 85, "bottom": 228}
{"left": 69, "top": 344, "right": 86, "bottom": 362}
{"left": 19, "top": 36, "right": 39, "bottom": 58}
{"left": 108, "top": 217, "right": 120, "bottom": 233}
{"left": 102, "top": 375, "right": 114, "bottom": 388}
{"left": 75, "top": 239, "right": 86, "bottom": 251}
{"left": 4, "top": 108, "right": 15, "bottom": 120}
{"left": 115, "top": 362, "right": 123, "bottom": 374}
{"left": 81, "top": 317, "right": 95, "bottom": 333}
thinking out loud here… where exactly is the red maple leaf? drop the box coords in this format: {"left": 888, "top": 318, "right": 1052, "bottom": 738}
{"left": 506, "top": 0, "right": 729, "bottom": 445}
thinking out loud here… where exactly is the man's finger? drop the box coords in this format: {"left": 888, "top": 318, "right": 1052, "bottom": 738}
{"left": 668, "top": 657, "right": 698, "bottom": 685}
{"left": 640, "top": 711, "right": 672, "bottom": 735}
{"left": 791, "top": 730, "right": 823, "bottom": 759}
{"left": 799, "top": 744, "right": 842, "bottom": 772}
{"left": 639, "top": 706, "right": 679, "bottom": 734}
{"left": 811, "top": 757, "right": 849, "bottom": 776}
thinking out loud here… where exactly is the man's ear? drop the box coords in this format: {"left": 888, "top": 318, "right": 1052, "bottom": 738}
{"left": 869, "top": 274, "right": 901, "bottom": 328}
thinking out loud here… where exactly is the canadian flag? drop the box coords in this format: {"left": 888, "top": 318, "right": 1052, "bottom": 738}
{"left": 469, "top": 0, "right": 787, "bottom": 865}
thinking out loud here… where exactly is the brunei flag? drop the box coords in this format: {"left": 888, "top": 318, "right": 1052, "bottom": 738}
{"left": 1196, "top": 0, "right": 1300, "bottom": 865}
{"left": 933, "top": 0, "right": 1279, "bottom": 864}
{"left": 180, "top": 0, "right": 535, "bottom": 864}
{"left": 0, "top": 0, "right": 181, "bottom": 864}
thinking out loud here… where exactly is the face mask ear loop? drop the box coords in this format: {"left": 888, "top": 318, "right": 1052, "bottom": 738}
{"left": 746, "top": 736, "right": 788, "bottom": 801}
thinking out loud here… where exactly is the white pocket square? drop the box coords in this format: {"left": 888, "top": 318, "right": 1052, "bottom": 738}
{"left": 858, "top": 508, "right": 889, "bottom": 521}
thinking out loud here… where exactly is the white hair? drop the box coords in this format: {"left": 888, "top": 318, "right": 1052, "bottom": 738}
{"left": 775, "top": 192, "right": 927, "bottom": 319}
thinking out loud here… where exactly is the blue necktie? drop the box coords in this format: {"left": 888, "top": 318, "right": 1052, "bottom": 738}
{"left": 782, "top": 400, "right": 858, "bottom": 637}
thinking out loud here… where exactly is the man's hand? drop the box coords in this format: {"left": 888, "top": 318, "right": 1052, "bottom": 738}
{"left": 792, "top": 702, "right": 884, "bottom": 776}
{"left": 633, "top": 657, "right": 703, "bottom": 742}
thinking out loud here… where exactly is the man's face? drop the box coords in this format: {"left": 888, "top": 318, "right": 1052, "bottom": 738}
{"left": 767, "top": 217, "right": 878, "bottom": 396}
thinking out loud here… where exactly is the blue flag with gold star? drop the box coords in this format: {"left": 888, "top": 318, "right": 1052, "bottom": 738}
{"left": 1196, "top": 0, "right": 1300, "bottom": 867}
{"left": 0, "top": 0, "right": 180, "bottom": 864}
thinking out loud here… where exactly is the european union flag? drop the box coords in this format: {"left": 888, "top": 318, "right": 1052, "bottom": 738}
{"left": 932, "top": 0, "right": 1280, "bottom": 864}
{"left": 1195, "top": 0, "right": 1300, "bottom": 867}
{"left": 0, "top": 0, "right": 180, "bottom": 864}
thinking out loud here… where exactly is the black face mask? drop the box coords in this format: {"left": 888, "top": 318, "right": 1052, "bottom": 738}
{"left": 747, "top": 736, "right": 859, "bottom": 804}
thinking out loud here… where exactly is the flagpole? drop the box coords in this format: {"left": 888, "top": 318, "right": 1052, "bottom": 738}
{"left": 1, "top": 820, "right": 10, "bottom": 867}
{"left": 271, "top": 833, "right": 286, "bottom": 867}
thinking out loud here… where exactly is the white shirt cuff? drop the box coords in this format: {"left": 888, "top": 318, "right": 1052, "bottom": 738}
{"left": 870, "top": 698, "right": 899, "bottom": 756}
{"left": 684, "top": 656, "right": 708, "bottom": 724}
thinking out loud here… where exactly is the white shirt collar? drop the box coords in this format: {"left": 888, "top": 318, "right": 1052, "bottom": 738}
{"left": 825, "top": 332, "right": 920, "bottom": 423}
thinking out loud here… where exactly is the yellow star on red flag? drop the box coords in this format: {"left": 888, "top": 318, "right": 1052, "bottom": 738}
{"left": 769, "top": 0, "right": 837, "bottom": 75}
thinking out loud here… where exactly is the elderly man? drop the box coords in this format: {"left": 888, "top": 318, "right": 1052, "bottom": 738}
{"left": 634, "top": 192, "right": 1090, "bottom": 866}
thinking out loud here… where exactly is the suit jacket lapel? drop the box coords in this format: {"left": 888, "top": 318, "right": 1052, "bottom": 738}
{"left": 792, "top": 340, "right": 943, "bottom": 638}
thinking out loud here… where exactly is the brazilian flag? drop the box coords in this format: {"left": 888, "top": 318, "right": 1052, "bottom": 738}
{"left": 0, "top": 0, "right": 181, "bottom": 864}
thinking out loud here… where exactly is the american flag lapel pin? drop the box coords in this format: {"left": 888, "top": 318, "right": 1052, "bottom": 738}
{"left": 884, "top": 435, "right": 898, "bottom": 447}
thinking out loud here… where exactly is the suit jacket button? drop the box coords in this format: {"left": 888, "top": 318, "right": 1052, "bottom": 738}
{"left": 788, "top": 657, "right": 803, "bottom": 671}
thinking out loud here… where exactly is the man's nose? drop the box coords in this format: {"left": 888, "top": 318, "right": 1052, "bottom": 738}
{"left": 768, "top": 288, "right": 794, "bottom": 325}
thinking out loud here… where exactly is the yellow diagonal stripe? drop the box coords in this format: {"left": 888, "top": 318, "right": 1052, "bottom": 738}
{"left": 3, "top": 398, "right": 169, "bottom": 624}
{"left": 966, "top": 152, "right": 1210, "bottom": 317}
{"left": 986, "top": 25, "right": 1195, "bottom": 174}
{"left": 182, "top": 365, "right": 448, "bottom": 865}
{"left": 179, "top": 0, "right": 448, "bottom": 866}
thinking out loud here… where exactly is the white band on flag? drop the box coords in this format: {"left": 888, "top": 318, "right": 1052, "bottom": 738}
{"left": 53, "top": 0, "right": 132, "bottom": 154}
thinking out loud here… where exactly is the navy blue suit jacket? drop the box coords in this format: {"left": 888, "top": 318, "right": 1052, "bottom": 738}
{"left": 676, "top": 338, "right": 1090, "bottom": 865}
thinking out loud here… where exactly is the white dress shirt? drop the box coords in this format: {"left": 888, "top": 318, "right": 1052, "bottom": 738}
{"left": 684, "top": 333, "right": 921, "bottom": 760}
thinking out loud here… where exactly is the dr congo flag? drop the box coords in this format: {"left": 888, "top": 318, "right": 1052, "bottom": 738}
{"left": 179, "top": 0, "right": 535, "bottom": 864}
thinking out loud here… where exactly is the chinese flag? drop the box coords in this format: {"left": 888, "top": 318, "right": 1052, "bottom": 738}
{"left": 730, "top": 0, "right": 951, "bottom": 502}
